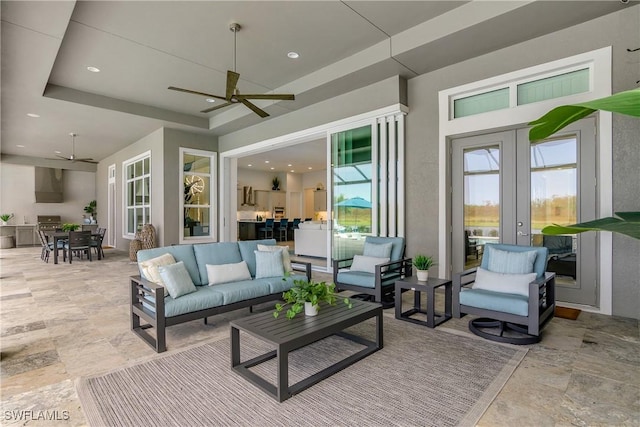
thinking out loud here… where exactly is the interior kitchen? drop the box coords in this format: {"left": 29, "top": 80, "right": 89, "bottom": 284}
{"left": 236, "top": 139, "right": 329, "bottom": 260}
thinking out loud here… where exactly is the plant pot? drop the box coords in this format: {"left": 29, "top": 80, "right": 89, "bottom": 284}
{"left": 1, "top": 221, "right": 7, "bottom": 226}
{"left": 416, "top": 269, "right": 429, "bottom": 281}
{"left": 304, "top": 302, "right": 319, "bottom": 316}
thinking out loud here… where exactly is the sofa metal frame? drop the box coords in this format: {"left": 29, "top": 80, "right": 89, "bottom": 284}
{"left": 130, "top": 262, "right": 312, "bottom": 353}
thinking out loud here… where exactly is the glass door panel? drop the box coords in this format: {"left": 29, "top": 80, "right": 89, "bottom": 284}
{"left": 331, "top": 125, "right": 372, "bottom": 261}
{"left": 530, "top": 137, "right": 578, "bottom": 287}
{"left": 463, "top": 146, "right": 501, "bottom": 269}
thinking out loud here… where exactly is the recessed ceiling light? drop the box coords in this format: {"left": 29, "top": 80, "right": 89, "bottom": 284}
{"left": 287, "top": 52, "right": 300, "bottom": 59}
{"left": 87, "top": 66, "right": 100, "bottom": 73}
{"left": 270, "top": 167, "right": 275, "bottom": 170}
{"left": 247, "top": 164, "right": 252, "bottom": 167}
{"left": 54, "top": 151, "right": 61, "bottom": 154}
{"left": 26, "top": 113, "right": 40, "bottom": 118}
{"left": 265, "top": 160, "right": 270, "bottom": 163}
{"left": 290, "top": 170, "right": 295, "bottom": 172}
{"left": 287, "top": 164, "right": 292, "bottom": 167}
{"left": 205, "top": 98, "right": 216, "bottom": 103}
{"left": 308, "top": 167, "right": 313, "bottom": 170}
{"left": 16, "top": 144, "right": 25, "bottom": 148}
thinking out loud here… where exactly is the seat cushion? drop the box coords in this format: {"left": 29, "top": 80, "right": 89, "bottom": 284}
{"left": 194, "top": 242, "right": 243, "bottom": 285}
{"left": 209, "top": 280, "right": 271, "bottom": 305}
{"left": 266, "top": 273, "right": 308, "bottom": 294}
{"left": 164, "top": 286, "right": 225, "bottom": 317}
{"left": 336, "top": 270, "right": 376, "bottom": 288}
{"left": 460, "top": 288, "right": 529, "bottom": 316}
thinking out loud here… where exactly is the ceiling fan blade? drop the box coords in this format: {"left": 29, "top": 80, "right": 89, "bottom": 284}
{"left": 240, "top": 99, "right": 269, "bottom": 118}
{"left": 168, "top": 86, "right": 227, "bottom": 101}
{"left": 77, "top": 159, "right": 98, "bottom": 164}
{"left": 235, "top": 94, "right": 295, "bottom": 101}
{"left": 200, "top": 102, "right": 233, "bottom": 114}
{"left": 226, "top": 70, "right": 240, "bottom": 100}
{"left": 55, "top": 154, "right": 71, "bottom": 160}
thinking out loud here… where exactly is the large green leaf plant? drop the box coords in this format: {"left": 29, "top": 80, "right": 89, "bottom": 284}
{"left": 528, "top": 88, "right": 640, "bottom": 240}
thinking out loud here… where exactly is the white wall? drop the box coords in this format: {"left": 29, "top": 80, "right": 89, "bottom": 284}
{"left": 0, "top": 163, "right": 95, "bottom": 225}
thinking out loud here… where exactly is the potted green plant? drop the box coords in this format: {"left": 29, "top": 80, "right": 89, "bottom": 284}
{"left": 413, "top": 254, "right": 436, "bottom": 281}
{"left": 0, "top": 213, "right": 14, "bottom": 226}
{"left": 84, "top": 200, "right": 97, "bottom": 223}
{"left": 274, "top": 279, "right": 352, "bottom": 319}
{"left": 61, "top": 223, "right": 81, "bottom": 232}
{"left": 272, "top": 176, "right": 280, "bottom": 191}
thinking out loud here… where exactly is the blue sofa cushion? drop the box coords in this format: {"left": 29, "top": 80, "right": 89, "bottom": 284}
{"left": 481, "top": 244, "right": 548, "bottom": 279}
{"left": 460, "top": 288, "right": 529, "bottom": 316}
{"left": 266, "top": 273, "right": 308, "bottom": 294}
{"left": 254, "top": 250, "right": 285, "bottom": 278}
{"left": 210, "top": 280, "right": 271, "bottom": 305}
{"left": 194, "top": 242, "right": 243, "bottom": 285}
{"left": 336, "top": 270, "right": 376, "bottom": 288}
{"left": 164, "top": 286, "right": 225, "bottom": 317}
{"left": 237, "top": 239, "right": 277, "bottom": 277}
{"left": 137, "top": 245, "right": 200, "bottom": 286}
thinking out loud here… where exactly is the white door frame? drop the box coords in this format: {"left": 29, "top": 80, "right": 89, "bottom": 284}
{"left": 438, "top": 47, "right": 612, "bottom": 314}
{"left": 107, "top": 164, "right": 116, "bottom": 247}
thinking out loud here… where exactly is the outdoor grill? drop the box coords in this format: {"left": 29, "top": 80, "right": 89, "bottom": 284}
{"left": 36, "top": 215, "right": 62, "bottom": 232}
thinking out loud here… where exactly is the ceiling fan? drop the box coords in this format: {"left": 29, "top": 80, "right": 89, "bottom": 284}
{"left": 168, "top": 23, "right": 295, "bottom": 118}
{"left": 56, "top": 133, "right": 97, "bottom": 164}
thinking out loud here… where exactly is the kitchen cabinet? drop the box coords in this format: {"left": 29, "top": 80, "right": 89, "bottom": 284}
{"left": 238, "top": 222, "right": 257, "bottom": 240}
{"left": 254, "top": 190, "right": 270, "bottom": 210}
{"left": 270, "top": 191, "right": 286, "bottom": 210}
{"left": 16, "top": 225, "right": 36, "bottom": 246}
{"left": 314, "top": 190, "right": 327, "bottom": 211}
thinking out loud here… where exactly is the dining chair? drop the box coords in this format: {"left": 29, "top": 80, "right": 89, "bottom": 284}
{"left": 64, "top": 230, "right": 92, "bottom": 263}
{"left": 91, "top": 228, "right": 106, "bottom": 259}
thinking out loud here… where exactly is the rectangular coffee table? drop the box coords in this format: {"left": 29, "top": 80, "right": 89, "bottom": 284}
{"left": 230, "top": 299, "right": 383, "bottom": 402}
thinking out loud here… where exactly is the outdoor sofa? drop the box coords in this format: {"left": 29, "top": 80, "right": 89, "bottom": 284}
{"left": 130, "top": 239, "right": 311, "bottom": 352}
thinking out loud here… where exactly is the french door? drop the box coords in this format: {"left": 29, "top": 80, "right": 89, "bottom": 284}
{"left": 451, "top": 119, "right": 597, "bottom": 306}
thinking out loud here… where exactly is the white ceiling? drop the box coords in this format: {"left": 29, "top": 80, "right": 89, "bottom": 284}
{"left": 1, "top": 1, "right": 631, "bottom": 171}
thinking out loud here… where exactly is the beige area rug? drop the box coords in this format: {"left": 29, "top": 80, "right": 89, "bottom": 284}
{"left": 76, "top": 317, "right": 527, "bottom": 427}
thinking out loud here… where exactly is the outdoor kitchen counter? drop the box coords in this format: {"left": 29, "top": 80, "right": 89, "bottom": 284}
{"left": 0, "top": 224, "right": 37, "bottom": 247}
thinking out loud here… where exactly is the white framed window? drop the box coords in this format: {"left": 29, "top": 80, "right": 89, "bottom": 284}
{"left": 123, "top": 151, "right": 151, "bottom": 238}
{"left": 181, "top": 148, "right": 216, "bottom": 243}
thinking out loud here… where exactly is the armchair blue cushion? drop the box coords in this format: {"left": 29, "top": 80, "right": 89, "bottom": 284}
{"left": 453, "top": 243, "right": 556, "bottom": 345}
{"left": 333, "top": 236, "right": 411, "bottom": 308}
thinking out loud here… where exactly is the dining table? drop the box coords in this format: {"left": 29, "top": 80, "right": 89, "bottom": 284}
{"left": 49, "top": 231, "right": 102, "bottom": 264}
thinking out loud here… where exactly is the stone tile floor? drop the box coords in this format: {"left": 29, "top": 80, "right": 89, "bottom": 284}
{"left": 0, "top": 246, "right": 638, "bottom": 426}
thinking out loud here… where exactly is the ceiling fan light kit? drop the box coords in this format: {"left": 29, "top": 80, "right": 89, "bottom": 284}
{"left": 168, "top": 22, "right": 295, "bottom": 118}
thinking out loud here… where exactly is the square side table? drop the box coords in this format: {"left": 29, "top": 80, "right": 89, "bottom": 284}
{"left": 395, "top": 276, "right": 452, "bottom": 328}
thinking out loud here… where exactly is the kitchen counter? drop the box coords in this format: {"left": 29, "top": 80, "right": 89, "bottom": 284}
{"left": 0, "top": 224, "right": 37, "bottom": 247}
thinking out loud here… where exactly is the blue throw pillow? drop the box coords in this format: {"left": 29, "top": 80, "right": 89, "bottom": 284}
{"left": 486, "top": 246, "right": 537, "bottom": 274}
{"left": 254, "top": 250, "right": 284, "bottom": 279}
{"left": 158, "top": 261, "right": 197, "bottom": 299}
{"left": 363, "top": 242, "right": 393, "bottom": 259}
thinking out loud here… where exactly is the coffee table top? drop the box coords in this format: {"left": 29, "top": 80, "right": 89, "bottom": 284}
{"left": 230, "top": 299, "right": 381, "bottom": 346}
{"left": 396, "top": 275, "right": 451, "bottom": 289}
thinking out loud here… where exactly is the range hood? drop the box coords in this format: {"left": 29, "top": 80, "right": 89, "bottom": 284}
{"left": 35, "top": 167, "right": 63, "bottom": 203}
{"left": 241, "top": 186, "right": 254, "bottom": 206}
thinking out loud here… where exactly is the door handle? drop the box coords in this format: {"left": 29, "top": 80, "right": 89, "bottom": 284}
{"left": 517, "top": 231, "right": 529, "bottom": 236}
